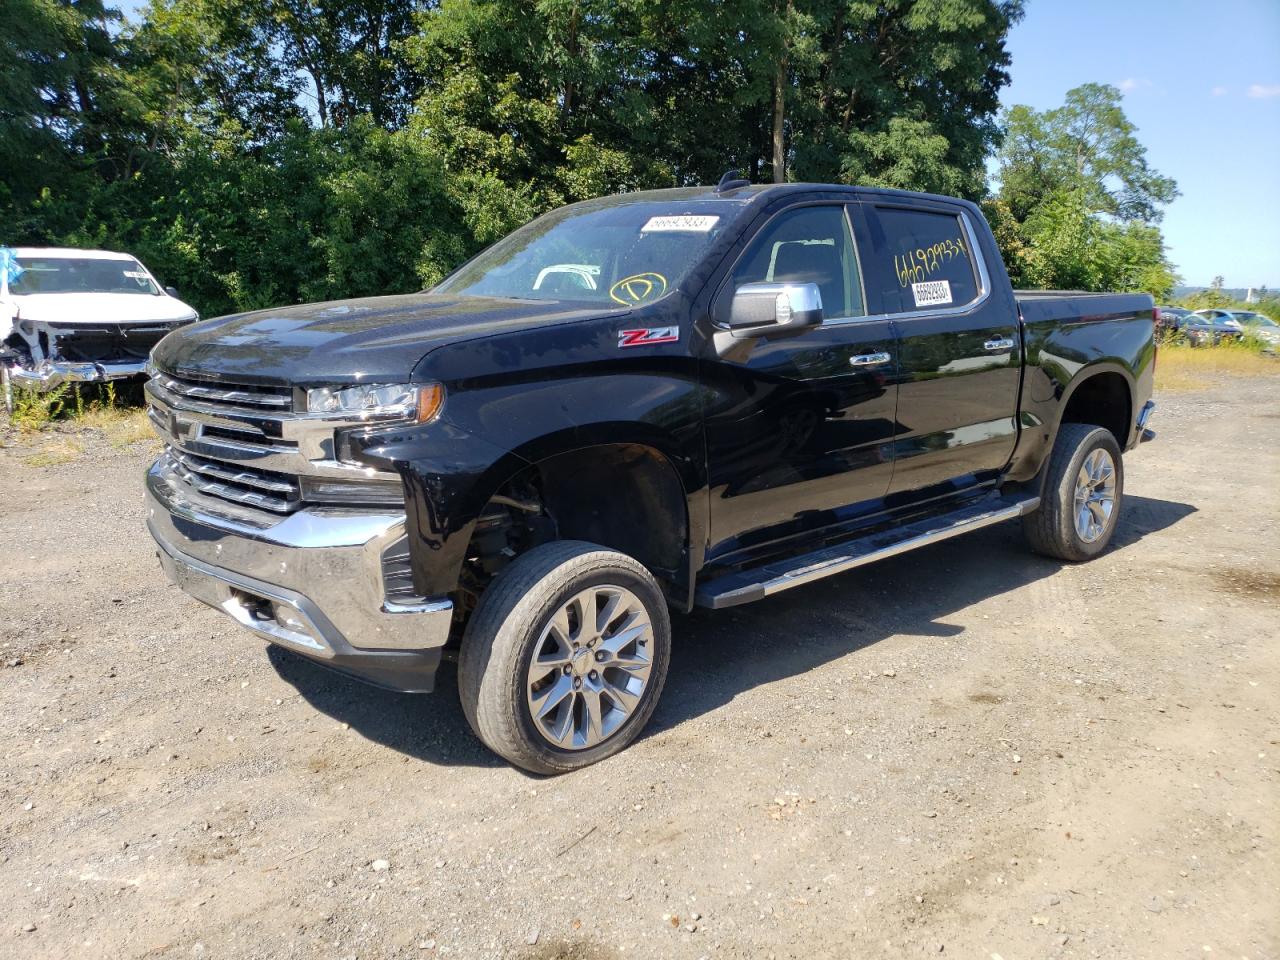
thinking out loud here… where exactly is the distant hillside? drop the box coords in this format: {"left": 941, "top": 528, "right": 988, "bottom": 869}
{"left": 1172, "top": 285, "right": 1274, "bottom": 300}
{"left": 1172, "top": 286, "right": 1268, "bottom": 301}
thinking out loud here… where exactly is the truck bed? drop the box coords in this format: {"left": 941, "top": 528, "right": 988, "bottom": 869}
{"left": 1015, "top": 289, "right": 1154, "bottom": 325}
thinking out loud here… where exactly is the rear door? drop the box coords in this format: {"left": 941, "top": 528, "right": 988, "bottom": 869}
{"left": 856, "top": 200, "right": 1021, "bottom": 500}
{"left": 701, "top": 201, "right": 899, "bottom": 560}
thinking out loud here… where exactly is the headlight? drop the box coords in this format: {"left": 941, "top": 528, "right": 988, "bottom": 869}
{"left": 305, "top": 382, "right": 444, "bottom": 423}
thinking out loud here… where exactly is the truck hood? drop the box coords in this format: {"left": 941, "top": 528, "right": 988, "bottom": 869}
{"left": 149, "top": 292, "right": 626, "bottom": 385}
{"left": 7, "top": 292, "right": 198, "bottom": 326}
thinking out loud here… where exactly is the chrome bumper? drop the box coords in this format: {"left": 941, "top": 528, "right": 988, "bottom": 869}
{"left": 145, "top": 459, "right": 453, "bottom": 693}
{"left": 7, "top": 358, "right": 148, "bottom": 391}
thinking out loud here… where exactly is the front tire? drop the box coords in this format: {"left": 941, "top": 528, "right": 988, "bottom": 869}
{"left": 1023, "top": 423, "right": 1124, "bottom": 562}
{"left": 458, "top": 541, "right": 672, "bottom": 774}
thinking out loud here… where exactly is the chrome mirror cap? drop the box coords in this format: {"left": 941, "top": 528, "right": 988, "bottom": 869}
{"left": 727, "top": 281, "right": 824, "bottom": 337}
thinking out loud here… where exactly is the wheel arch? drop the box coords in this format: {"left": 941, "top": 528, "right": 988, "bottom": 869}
{"left": 455, "top": 430, "right": 700, "bottom": 612}
{"left": 1054, "top": 364, "right": 1135, "bottom": 450}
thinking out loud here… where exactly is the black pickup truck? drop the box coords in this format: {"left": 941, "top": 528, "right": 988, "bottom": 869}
{"left": 144, "top": 180, "right": 1156, "bottom": 773}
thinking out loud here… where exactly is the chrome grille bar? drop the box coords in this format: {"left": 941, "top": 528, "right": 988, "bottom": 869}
{"left": 168, "top": 451, "right": 300, "bottom": 514}
{"left": 154, "top": 372, "right": 293, "bottom": 412}
{"left": 171, "top": 449, "right": 297, "bottom": 495}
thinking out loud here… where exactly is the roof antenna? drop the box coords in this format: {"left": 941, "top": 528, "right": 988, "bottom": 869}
{"left": 716, "top": 169, "right": 750, "bottom": 193}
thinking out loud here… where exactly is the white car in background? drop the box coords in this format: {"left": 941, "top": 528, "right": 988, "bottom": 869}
{"left": 1230, "top": 310, "right": 1280, "bottom": 350}
{"left": 1, "top": 247, "right": 199, "bottom": 395}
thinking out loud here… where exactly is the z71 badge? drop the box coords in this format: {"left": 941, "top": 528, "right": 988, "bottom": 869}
{"left": 618, "top": 326, "right": 679, "bottom": 348}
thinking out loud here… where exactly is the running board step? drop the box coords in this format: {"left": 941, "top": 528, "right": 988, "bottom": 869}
{"left": 695, "top": 494, "right": 1041, "bottom": 610}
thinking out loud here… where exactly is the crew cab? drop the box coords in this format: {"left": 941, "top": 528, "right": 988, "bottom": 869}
{"left": 0, "top": 246, "right": 198, "bottom": 399}
{"left": 143, "top": 180, "right": 1156, "bottom": 774}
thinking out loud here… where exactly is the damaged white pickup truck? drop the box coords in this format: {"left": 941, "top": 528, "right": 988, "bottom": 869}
{"left": 1, "top": 246, "right": 199, "bottom": 403}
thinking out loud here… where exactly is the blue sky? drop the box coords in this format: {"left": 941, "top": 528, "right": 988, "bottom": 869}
{"left": 115, "top": 0, "right": 1277, "bottom": 287}
{"left": 1000, "top": 0, "right": 1280, "bottom": 288}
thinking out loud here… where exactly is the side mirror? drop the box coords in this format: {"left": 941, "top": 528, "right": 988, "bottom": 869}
{"left": 164, "top": 285, "right": 180, "bottom": 299}
{"left": 727, "top": 282, "right": 824, "bottom": 337}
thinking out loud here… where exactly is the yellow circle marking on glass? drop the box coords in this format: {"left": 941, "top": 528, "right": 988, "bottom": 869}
{"left": 609, "top": 272, "right": 668, "bottom": 305}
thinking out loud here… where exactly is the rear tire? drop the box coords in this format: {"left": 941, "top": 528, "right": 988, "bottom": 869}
{"left": 1023, "top": 423, "right": 1124, "bottom": 562}
{"left": 458, "top": 541, "right": 671, "bottom": 774}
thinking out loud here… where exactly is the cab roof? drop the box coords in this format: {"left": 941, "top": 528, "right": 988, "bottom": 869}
{"left": 569, "top": 181, "right": 980, "bottom": 214}
{"left": 8, "top": 247, "right": 139, "bottom": 261}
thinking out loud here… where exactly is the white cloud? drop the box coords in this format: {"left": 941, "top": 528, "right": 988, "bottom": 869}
{"left": 1211, "top": 85, "right": 1228, "bottom": 96}
{"left": 1118, "top": 78, "right": 1143, "bottom": 92}
{"left": 1247, "top": 84, "right": 1280, "bottom": 99}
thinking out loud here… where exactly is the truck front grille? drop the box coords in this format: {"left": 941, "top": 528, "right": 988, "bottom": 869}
{"left": 146, "top": 368, "right": 401, "bottom": 520}
{"left": 168, "top": 449, "right": 302, "bottom": 514}
{"left": 151, "top": 371, "right": 294, "bottom": 413}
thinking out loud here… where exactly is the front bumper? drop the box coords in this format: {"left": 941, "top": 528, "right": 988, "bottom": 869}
{"left": 6, "top": 358, "right": 148, "bottom": 391}
{"left": 145, "top": 460, "right": 454, "bottom": 693}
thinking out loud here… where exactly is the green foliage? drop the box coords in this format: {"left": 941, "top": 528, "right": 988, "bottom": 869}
{"left": 1181, "top": 277, "right": 1233, "bottom": 310}
{"left": 14, "top": 0, "right": 1167, "bottom": 325}
{"left": 998, "top": 83, "right": 1178, "bottom": 224}
{"left": 991, "top": 85, "right": 1179, "bottom": 297}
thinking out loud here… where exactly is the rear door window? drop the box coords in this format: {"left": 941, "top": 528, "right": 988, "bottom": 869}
{"left": 862, "top": 206, "right": 980, "bottom": 315}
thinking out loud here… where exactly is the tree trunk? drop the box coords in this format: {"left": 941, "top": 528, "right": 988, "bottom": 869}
{"left": 771, "top": 0, "right": 792, "bottom": 183}
{"left": 311, "top": 68, "right": 329, "bottom": 127}
{"left": 772, "top": 59, "right": 786, "bottom": 183}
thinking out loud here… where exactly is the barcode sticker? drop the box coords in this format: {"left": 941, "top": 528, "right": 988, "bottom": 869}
{"left": 641, "top": 215, "right": 719, "bottom": 233}
{"left": 911, "top": 280, "right": 952, "bottom": 307}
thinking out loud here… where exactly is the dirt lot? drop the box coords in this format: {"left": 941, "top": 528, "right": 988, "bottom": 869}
{"left": 2, "top": 374, "right": 1277, "bottom": 960}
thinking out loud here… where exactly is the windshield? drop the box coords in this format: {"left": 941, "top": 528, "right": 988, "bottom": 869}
{"left": 1239, "top": 313, "right": 1276, "bottom": 326}
{"left": 7, "top": 257, "right": 160, "bottom": 295}
{"left": 435, "top": 200, "right": 742, "bottom": 305}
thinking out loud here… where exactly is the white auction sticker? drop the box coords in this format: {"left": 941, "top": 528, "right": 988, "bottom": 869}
{"left": 123, "top": 270, "right": 149, "bottom": 279}
{"left": 641, "top": 215, "right": 719, "bottom": 233}
{"left": 911, "top": 279, "right": 952, "bottom": 307}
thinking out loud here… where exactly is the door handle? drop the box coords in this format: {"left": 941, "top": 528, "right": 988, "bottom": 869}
{"left": 984, "top": 338, "right": 1016, "bottom": 352}
{"left": 849, "top": 352, "right": 891, "bottom": 367}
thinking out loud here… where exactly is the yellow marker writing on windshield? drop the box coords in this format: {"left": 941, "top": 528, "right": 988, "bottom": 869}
{"left": 609, "top": 272, "right": 668, "bottom": 305}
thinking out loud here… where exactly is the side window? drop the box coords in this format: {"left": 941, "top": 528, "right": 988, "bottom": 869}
{"left": 865, "top": 206, "right": 980, "bottom": 314}
{"left": 725, "top": 205, "right": 865, "bottom": 320}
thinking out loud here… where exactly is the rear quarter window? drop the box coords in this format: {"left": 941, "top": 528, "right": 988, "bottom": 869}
{"left": 863, "top": 206, "right": 980, "bottom": 314}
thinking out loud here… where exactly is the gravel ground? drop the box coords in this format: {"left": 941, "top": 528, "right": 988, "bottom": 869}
{"left": 1, "top": 375, "right": 1277, "bottom": 960}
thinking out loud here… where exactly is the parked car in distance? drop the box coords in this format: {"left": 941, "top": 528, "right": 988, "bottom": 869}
{"left": 1155, "top": 305, "right": 1191, "bottom": 332}
{"left": 144, "top": 179, "right": 1156, "bottom": 774}
{"left": 1229, "top": 310, "right": 1280, "bottom": 349}
{"left": 1184, "top": 309, "right": 1246, "bottom": 346}
{"left": 0, "top": 246, "right": 199, "bottom": 396}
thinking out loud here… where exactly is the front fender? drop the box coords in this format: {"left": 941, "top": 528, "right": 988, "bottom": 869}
{"left": 353, "top": 367, "right": 708, "bottom": 598}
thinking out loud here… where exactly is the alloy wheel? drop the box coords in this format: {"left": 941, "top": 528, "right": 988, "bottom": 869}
{"left": 1073, "top": 447, "right": 1116, "bottom": 543}
{"left": 525, "top": 585, "right": 654, "bottom": 750}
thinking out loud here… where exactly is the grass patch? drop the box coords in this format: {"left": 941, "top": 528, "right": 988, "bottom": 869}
{"left": 1156, "top": 336, "right": 1277, "bottom": 392}
{"left": 21, "top": 436, "right": 85, "bottom": 467}
{"left": 78, "top": 405, "right": 157, "bottom": 448}
{"left": 5, "top": 380, "right": 158, "bottom": 465}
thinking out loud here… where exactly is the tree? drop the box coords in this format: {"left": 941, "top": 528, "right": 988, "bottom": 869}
{"left": 0, "top": 0, "right": 136, "bottom": 236}
{"left": 997, "top": 83, "right": 1178, "bottom": 223}
{"left": 3, "top": 0, "right": 1026, "bottom": 319}
{"left": 992, "top": 84, "right": 1180, "bottom": 296}
{"left": 789, "top": 0, "right": 1024, "bottom": 198}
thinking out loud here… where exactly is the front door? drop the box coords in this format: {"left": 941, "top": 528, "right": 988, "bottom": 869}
{"left": 856, "top": 200, "right": 1022, "bottom": 501}
{"left": 701, "top": 202, "right": 899, "bottom": 561}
